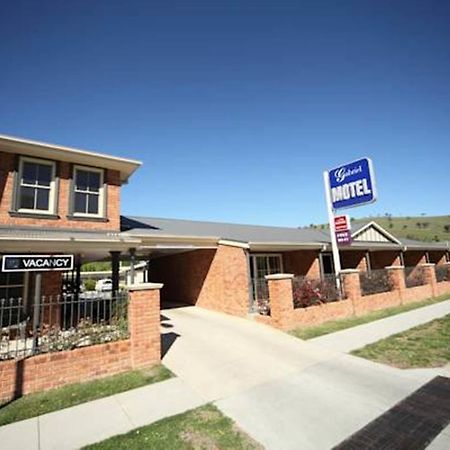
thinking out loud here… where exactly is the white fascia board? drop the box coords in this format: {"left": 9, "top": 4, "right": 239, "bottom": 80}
{"left": 0, "top": 134, "right": 142, "bottom": 183}
{"left": 218, "top": 239, "right": 250, "bottom": 249}
{"left": 249, "top": 242, "right": 325, "bottom": 251}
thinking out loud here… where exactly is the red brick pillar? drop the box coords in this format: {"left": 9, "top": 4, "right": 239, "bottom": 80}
{"left": 421, "top": 263, "right": 437, "bottom": 297}
{"left": 128, "top": 283, "right": 163, "bottom": 369}
{"left": 265, "top": 274, "right": 294, "bottom": 330}
{"left": 386, "top": 266, "right": 406, "bottom": 303}
{"left": 341, "top": 270, "right": 361, "bottom": 302}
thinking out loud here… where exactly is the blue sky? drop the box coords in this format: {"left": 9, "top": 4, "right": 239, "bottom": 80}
{"left": 1, "top": 0, "right": 449, "bottom": 227}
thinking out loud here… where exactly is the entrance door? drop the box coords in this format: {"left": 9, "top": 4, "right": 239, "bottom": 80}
{"left": 249, "top": 254, "right": 283, "bottom": 311}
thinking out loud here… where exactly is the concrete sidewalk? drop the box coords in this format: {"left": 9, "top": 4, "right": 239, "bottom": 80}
{"left": 309, "top": 299, "right": 450, "bottom": 353}
{"left": 1, "top": 377, "right": 204, "bottom": 450}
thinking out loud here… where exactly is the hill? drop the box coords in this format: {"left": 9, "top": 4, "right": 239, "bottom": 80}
{"left": 310, "top": 215, "right": 450, "bottom": 243}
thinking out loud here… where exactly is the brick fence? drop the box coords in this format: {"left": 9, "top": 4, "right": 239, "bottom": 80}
{"left": 0, "top": 283, "right": 162, "bottom": 403}
{"left": 256, "top": 263, "right": 450, "bottom": 331}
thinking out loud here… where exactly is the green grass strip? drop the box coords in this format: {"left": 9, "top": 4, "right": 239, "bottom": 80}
{"left": 290, "top": 294, "right": 450, "bottom": 340}
{"left": 84, "top": 404, "right": 262, "bottom": 450}
{"left": 0, "top": 365, "right": 173, "bottom": 427}
{"left": 351, "top": 314, "right": 450, "bottom": 368}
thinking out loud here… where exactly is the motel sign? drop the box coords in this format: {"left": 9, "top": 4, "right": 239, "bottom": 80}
{"left": 328, "top": 158, "right": 377, "bottom": 210}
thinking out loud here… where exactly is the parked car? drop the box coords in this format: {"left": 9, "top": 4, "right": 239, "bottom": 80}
{"left": 95, "top": 278, "right": 113, "bottom": 292}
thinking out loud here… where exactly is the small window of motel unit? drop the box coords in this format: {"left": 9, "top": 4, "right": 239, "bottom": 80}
{"left": 73, "top": 165, "right": 105, "bottom": 217}
{"left": 17, "top": 157, "right": 57, "bottom": 214}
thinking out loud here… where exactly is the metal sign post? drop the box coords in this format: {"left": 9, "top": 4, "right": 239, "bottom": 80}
{"left": 323, "top": 171, "right": 342, "bottom": 291}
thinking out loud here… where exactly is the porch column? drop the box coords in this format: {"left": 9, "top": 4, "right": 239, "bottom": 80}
{"left": 422, "top": 263, "right": 437, "bottom": 297}
{"left": 129, "top": 248, "right": 136, "bottom": 285}
{"left": 75, "top": 257, "right": 81, "bottom": 302}
{"left": 365, "top": 251, "right": 372, "bottom": 273}
{"left": 265, "top": 274, "right": 294, "bottom": 330}
{"left": 110, "top": 251, "right": 121, "bottom": 294}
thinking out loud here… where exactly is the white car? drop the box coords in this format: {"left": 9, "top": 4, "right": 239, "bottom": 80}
{"left": 95, "top": 278, "right": 113, "bottom": 292}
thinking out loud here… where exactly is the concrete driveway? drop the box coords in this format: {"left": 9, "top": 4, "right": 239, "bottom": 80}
{"left": 161, "top": 306, "right": 435, "bottom": 450}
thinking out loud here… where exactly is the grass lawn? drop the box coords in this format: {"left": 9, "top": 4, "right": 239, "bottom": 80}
{"left": 0, "top": 365, "right": 173, "bottom": 426}
{"left": 351, "top": 314, "right": 450, "bottom": 368}
{"left": 290, "top": 294, "right": 450, "bottom": 340}
{"left": 85, "top": 404, "right": 262, "bottom": 450}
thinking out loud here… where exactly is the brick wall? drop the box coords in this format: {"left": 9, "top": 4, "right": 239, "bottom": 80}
{"left": 370, "top": 251, "right": 401, "bottom": 270}
{"left": 259, "top": 265, "right": 450, "bottom": 331}
{"left": 0, "top": 284, "right": 161, "bottom": 402}
{"left": 0, "top": 151, "right": 121, "bottom": 231}
{"left": 150, "top": 244, "right": 250, "bottom": 317}
{"left": 341, "top": 251, "right": 367, "bottom": 271}
{"left": 282, "top": 250, "right": 321, "bottom": 278}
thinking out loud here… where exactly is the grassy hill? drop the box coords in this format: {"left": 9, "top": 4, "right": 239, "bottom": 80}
{"left": 310, "top": 215, "right": 450, "bottom": 243}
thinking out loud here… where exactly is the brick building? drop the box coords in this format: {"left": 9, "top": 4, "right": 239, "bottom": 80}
{"left": 1, "top": 134, "right": 449, "bottom": 318}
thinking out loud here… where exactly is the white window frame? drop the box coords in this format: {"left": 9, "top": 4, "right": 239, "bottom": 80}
{"left": 17, "top": 156, "right": 57, "bottom": 215}
{"left": 72, "top": 165, "right": 105, "bottom": 218}
{"left": 250, "top": 254, "right": 284, "bottom": 279}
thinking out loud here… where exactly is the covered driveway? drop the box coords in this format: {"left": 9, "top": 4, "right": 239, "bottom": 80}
{"left": 161, "top": 305, "right": 437, "bottom": 450}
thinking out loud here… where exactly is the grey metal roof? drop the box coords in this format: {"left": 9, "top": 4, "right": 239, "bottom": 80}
{"left": 121, "top": 216, "right": 330, "bottom": 245}
{"left": 121, "top": 216, "right": 449, "bottom": 251}
{"left": 398, "top": 237, "right": 448, "bottom": 250}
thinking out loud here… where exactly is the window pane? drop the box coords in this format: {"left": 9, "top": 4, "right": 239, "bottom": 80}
{"left": 8, "top": 272, "right": 24, "bottom": 285}
{"left": 88, "top": 172, "right": 101, "bottom": 192}
{"left": 87, "top": 194, "right": 99, "bottom": 214}
{"left": 75, "top": 170, "right": 89, "bottom": 191}
{"left": 74, "top": 192, "right": 87, "bottom": 213}
{"left": 19, "top": 186, "right": 35, "bottom": 209}
{"left": 37, "top": 164, "right": 52, "bottom": 186}
{"left": 36, "top": 188, "right": 50, "bottom": 210}
{"left": 22, "top": 162, "right": 37, "bottom": 185}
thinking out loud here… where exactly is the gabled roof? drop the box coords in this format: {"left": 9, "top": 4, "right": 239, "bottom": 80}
{"left": 121, "top": 216, "right": 449, "bottom": 252}
{"left": 0, "top": 134, "right": 142, "bottom": 183}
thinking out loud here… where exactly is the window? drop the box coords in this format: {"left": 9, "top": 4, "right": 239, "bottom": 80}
{"left": 18, "top": 158, "right": 56, "bottom": 213}
{"left": 73, "top": 166, "right": 104, "bottom": 216}
{"left": 0, "top": 271, "right": 25, "bottom": 299}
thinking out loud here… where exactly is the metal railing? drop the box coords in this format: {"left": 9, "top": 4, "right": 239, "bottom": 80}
{"left": 359, "top": 269, "right": 392, "bottom": 296}
{"left": 435, "top": 265, "right": 449, "bottom": 283}
{"left": 251, "top": 278, "right": 270, "bottom": 315}
{"left": 292, "top": 274, "right": 341, "bottom": 309}
{"left": 0, "top": 291, "right": 128, "bottom": 361}
{"left": 404, "top": 266, "right": 426, "bottom": 288}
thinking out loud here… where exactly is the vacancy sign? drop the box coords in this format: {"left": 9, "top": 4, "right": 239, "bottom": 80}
{"left": 328, "top": 158, "right": 377, "bottom": 210}
{"left": 2, "top": 255, "right": 74, "bottom": 272}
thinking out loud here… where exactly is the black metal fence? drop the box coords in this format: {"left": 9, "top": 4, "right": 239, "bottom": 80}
{"left": 292, "top": 275, "right": 341, "bottom": 308}
{"left": 359, "top": 269, "right": 392, "bottom": 296}
{"left": 404, "top": 266, "right": 426, "bottom": 288}
{"left": 0, "top": 291, "right": 128, "bottom": 361}
{"left": 435, "top": 265, "right": 449, "bottom": 283}
{"left": 251, "top": 278, "right": 270, "bottom": 315}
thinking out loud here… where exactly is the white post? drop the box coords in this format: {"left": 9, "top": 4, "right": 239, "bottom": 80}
{"left": 323, "top": 171, "right": 342, "bottom": 290}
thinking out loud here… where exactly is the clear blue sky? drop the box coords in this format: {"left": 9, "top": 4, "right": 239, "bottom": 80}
{"left": 1, "top": 0, "right": 449, "bottom": 227}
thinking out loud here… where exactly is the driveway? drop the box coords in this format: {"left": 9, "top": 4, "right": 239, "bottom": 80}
{"left": 161, "top": 305, "right": 436, "bottom": 450}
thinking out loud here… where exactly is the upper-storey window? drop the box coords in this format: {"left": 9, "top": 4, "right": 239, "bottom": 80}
{"left": 73, "top": 166, "right": 104, "bottom": 217}
{"left": 18, "top": 157, "right": 56, "bottom": 213}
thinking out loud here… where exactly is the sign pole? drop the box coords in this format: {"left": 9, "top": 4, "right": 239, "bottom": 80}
{"left": 323, "top": 171, "right": 342, "bottom": 292}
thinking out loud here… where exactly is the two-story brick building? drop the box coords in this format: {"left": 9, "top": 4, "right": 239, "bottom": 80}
{"left": 0, "top": 134, "right": 141, "bottom": 303}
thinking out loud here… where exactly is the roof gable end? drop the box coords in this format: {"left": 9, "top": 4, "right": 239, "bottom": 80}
{"left": 351, "top": 221, "right": 401, "bottom": 245}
